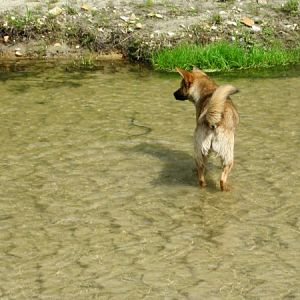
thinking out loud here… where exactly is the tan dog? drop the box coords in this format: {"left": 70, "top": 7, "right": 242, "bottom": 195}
{"left": 173, "top": 67, "right": 239, "bottom": 191}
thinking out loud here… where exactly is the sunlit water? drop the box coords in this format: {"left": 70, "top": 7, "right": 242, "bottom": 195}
{"left": 0, "top": 61, "right": 299, "bottom": 299}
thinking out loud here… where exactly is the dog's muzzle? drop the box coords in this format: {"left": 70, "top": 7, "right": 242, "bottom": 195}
{"left": 173, "top": 89, "right": 187, "bottom": 101}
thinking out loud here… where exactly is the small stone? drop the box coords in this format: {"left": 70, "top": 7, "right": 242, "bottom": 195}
{"left": 3, "top": 35, "right": 9, "bottom": 43}
{"left": 226, "top": 20, "right": 237, "bottom": 26}
{"left": 155, "top": 13, "right": 163, "bottom": 19}
{"left": 49, "top": 7, "right": 63, "bottom": 16}
{"left": 75, "top": 45, "right": 80, "bottom": 49}
{"left": 81, "top": 4, "right": 91, "bottom": 11}
{"left": 135, "top": 23, "right": 143, "bottom": 29}
{"left": 120, "top": 16, "right": 129, "bottom": 22}
{"left": 241, "top": 16, "right": 254, "bottom": 27}
{"left": 37, "top": 18, "right": 44, "bottom": 25}
{"left": 257, "top": 0, "right": 267, "bottom": 4}
{"left": 54, "top": 43, "right": 61, "bottom": 47}
{"left": 251, "top": 25, "right": 261, "bottom": 32}
{"left": 253, "top": 16, "right": 261, "bottom": 23}
{"left": 285, "top": 24, "right": 295, "bottom": 30}
{"left": 15, "top": 49, "right": 23, "bottom": 57}
{"left": 211, "top": 25, "right": 218, "bottom": 31}
{"left": 129, "top": 13, "right": 138, "bottom": 21}
{"left": 167, "top": 32, "right": 175, "bottom": 37}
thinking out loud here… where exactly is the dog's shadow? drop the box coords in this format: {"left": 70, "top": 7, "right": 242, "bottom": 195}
{"left": 131, "top": 142, "right": 217, "bottom": 189}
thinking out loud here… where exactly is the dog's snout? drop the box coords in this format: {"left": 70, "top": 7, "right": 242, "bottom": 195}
{"left": 174, "top": 89, "right": 187, "bottom": 101}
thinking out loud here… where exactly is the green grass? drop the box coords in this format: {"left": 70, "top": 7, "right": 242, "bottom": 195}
{"left": 151, "top": 42, "right": 300, "bottom": 72}
{"left": 281, "top": 0, "right": 299, "bottom": 14}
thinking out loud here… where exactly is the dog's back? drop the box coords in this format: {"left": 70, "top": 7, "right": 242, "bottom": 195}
{"left": 197, "top": 84, "right": 239, "bottom": 129}
{"left": 195, "top": 84, "right": 239, "bottom": 174}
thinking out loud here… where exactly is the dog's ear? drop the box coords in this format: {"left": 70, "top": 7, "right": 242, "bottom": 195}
{"left": 176, "top": 67, "right": 193, "bottom": 83}
{"left": 192, "top": 66, "right": 207, "bottom": 76}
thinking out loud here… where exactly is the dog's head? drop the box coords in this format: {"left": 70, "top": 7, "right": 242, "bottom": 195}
{"left": 173, "top": 67, "right": 211, "bottom": 103}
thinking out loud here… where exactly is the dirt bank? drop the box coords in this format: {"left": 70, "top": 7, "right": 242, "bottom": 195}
{"left": 0, "top": 0, "right": 299, "bottom": 63}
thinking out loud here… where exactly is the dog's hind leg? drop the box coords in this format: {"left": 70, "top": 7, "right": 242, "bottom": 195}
{"left": 194, "top": 126, "right": 212, "bottom": 188}
{"left": 195, "top": 155, "right": 207, "bottom": 187}
{"left": 220, "top": 162, "right": 233, "bottom": 191}
{"left": 213, "top": 130, "right": 234, "bottom": 191}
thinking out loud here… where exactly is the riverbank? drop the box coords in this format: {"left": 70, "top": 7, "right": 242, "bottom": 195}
{"left": 0, "top": 0, "right": 299, "bottom": 71}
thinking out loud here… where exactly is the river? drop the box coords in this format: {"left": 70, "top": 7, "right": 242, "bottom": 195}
{"left": 0, "top": 61, "right": 299, "bottom": 299}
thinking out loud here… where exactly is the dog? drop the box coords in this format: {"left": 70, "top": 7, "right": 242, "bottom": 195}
{"left": 173, "top": 67, "right": 239, "bottom": 191}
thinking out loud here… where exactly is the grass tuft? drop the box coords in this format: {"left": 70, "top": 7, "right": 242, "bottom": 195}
{"left": 151, "top": 42, "right": 300, "bottom": 72}
{"left": 281, "top": 0, "right": 299, "bottom": 14}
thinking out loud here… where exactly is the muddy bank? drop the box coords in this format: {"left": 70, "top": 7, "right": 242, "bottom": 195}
{"left": 0, "top": 0, "right": 299, "bottom": 64}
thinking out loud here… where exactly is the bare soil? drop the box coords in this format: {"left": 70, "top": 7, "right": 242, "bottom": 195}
{"left": 0, "top": 0, "right": 299, "bottom": 61}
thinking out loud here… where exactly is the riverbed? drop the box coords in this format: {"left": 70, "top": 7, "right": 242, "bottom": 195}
{"left": 0, "top": 61, "right": 299, "bottom": 299}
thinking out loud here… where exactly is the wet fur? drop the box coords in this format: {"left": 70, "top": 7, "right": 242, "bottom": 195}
{"left": 173, "top": 67, "right": 239, "bottom": 191}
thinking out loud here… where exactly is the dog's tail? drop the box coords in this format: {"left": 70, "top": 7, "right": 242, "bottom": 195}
{"left": 200, "top": 84, "right": 239, "bottom": 127}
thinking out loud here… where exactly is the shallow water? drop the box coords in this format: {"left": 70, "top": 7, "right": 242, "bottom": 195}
{"left": 0, "top": 61, "right": 299, "bottom": 300}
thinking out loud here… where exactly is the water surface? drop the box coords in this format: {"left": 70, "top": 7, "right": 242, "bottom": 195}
{"left": 0, "top": 61, "right": 299, "bottom": 299}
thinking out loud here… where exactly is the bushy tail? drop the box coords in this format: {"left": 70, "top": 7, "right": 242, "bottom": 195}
{"left": 201, "top": 84, "right": 239, "bottom": 127}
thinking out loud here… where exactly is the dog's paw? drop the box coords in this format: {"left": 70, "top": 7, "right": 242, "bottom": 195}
{"left": 220, "top": 180, "right": 230, "bottom": 192}
{"left": 199, "top": 180, "right": 207, "bottom": 188}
